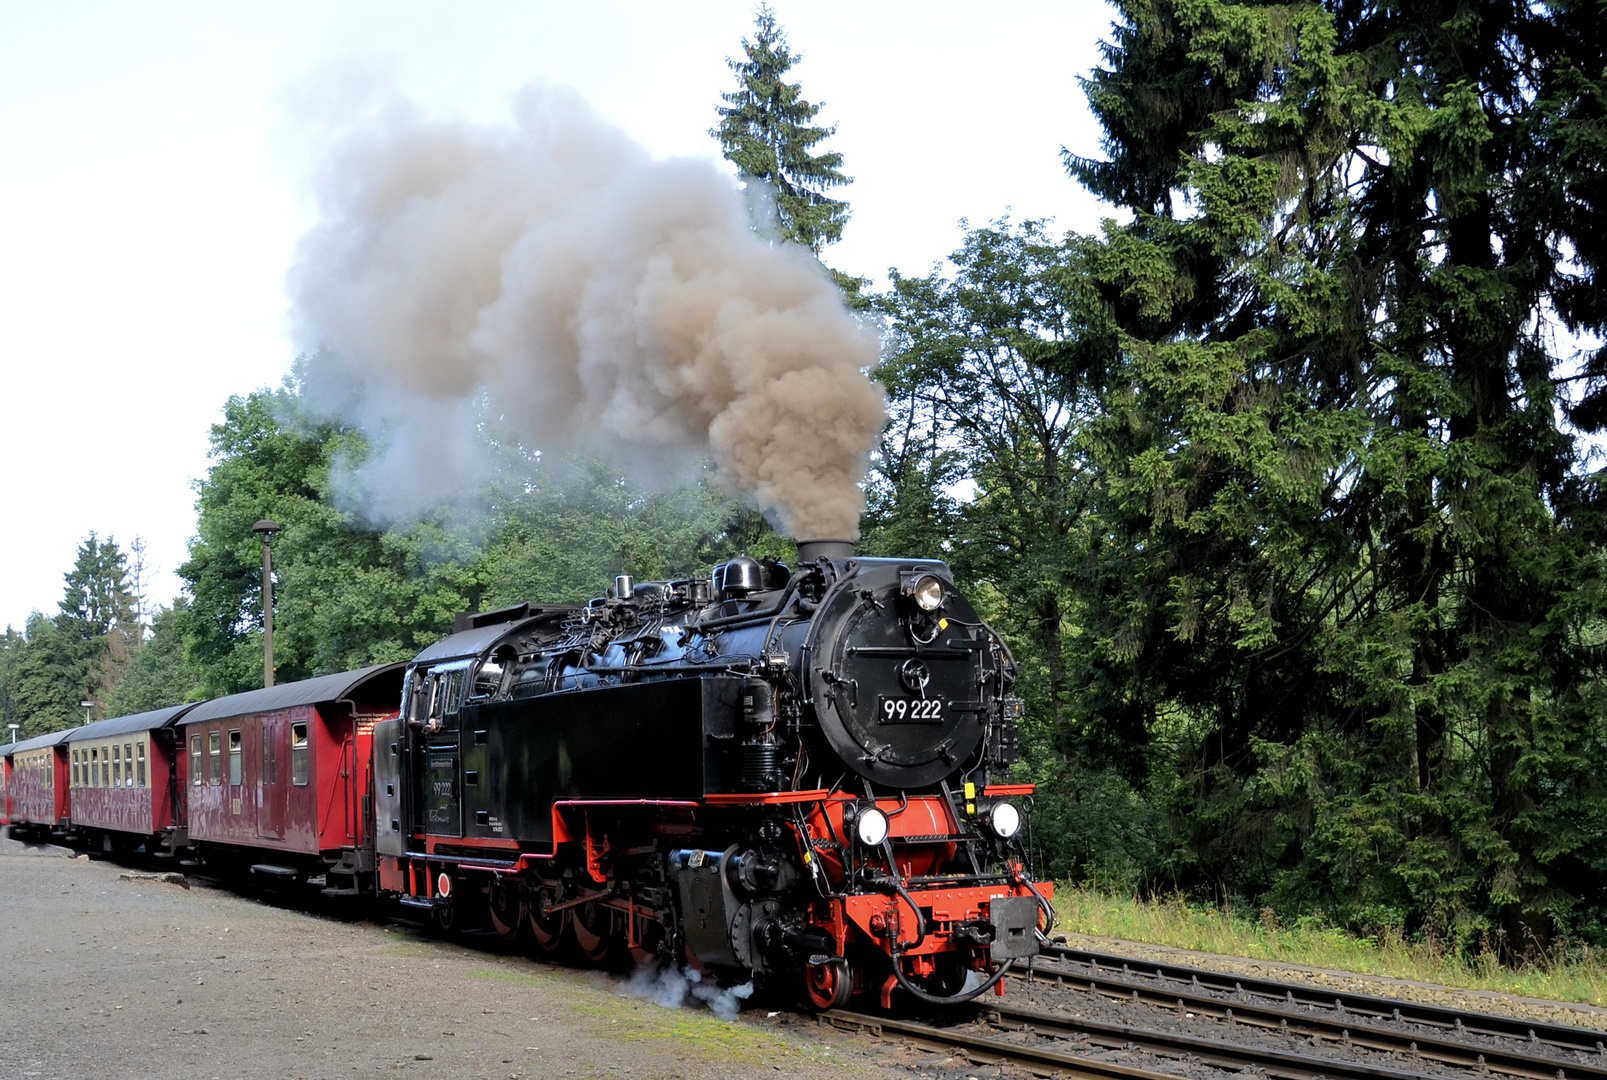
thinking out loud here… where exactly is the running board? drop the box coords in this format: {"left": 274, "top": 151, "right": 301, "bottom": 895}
{"left": 250, "top": 863, "right": 300, "bottom": 878}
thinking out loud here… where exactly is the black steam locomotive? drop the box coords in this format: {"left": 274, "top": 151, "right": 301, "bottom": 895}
{"left": 375, "top": 539, "right": 1052, "bottom": 1008}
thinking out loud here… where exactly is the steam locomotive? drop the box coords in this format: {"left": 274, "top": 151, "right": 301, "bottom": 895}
{"left": 3, "top": 540, "right": 1051, "bottom": 1010}
{"left": 378, "top": 538, "right": 1050, "bottom": 1008}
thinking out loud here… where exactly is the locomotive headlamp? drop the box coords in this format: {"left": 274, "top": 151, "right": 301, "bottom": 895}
{"left": 855, "top": 805, "right": 890, "bottom": 847}
{"left": 902, "top": 571, "right": 946, "bottom": 612}
{"left": 986, "top": 801, "right": 1022, "bottom": 839}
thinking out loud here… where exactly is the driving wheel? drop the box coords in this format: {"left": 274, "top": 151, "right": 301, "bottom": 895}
{"left": 804, "top": 960, "right": 854, "bottom": 1010}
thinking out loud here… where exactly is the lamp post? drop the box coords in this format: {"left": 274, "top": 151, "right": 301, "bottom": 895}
{"left": 80, "top": 700, "right": 93, "bottom": 724}
{"left": 252, "top": 519, "right": 281, "bottom": 688}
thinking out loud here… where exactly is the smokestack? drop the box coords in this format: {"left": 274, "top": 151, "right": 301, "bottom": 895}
{"left": 796, "top": 539, "right": 853, "bottom": 562}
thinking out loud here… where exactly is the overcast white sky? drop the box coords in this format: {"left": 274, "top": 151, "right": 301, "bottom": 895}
{"left": 0, "top": 1, "right": 1117, "bottom": 631}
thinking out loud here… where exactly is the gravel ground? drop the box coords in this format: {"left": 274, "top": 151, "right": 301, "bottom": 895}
{"left": 0, "top": 834, "right": 919, "bottom": 1080}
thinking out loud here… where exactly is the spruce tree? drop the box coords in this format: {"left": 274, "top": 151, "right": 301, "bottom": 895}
{"left": 1066, "top": 0, "right": 1607, "bottom": 953}
{"left": 713, "top": 5, "right": 850, "bottom": 255}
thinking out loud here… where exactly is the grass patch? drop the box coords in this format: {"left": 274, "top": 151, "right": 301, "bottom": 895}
{"left": 1054, "top": 888, "right": 1607, "bottom": 1008}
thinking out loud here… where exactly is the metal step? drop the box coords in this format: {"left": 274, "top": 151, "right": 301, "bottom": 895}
{"left": 249, "top": 863, "right": 301, "bottom": 878}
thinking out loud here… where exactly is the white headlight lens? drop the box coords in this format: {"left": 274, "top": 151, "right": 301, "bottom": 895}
{"left": 988, "top": 801, "right": 1021, "bottom": 839}
{"left": 855, "top": 806, "right": 890, "bottom": 846}
{"left": 913, "top": 576, "right": 944, "bottom": 612}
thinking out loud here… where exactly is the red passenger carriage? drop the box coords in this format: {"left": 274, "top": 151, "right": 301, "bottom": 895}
{"left": 64, "top": 704, "right": 199, "bottom": 854}
{"left": 177, "top": 664, "right": 404, "bottom": 889}
{"left": 5, "top": 730, "right": 73, "bottom": 842}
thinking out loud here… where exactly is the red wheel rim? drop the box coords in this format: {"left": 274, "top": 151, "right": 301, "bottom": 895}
{"left": 527, "top": 901, "right": 565, "bottom": 954}
{"left": 571, "top": 902, "right": 613, "bottom": 962}
{"left": 805, "top": 962, "right": 851, "bottom": 1010}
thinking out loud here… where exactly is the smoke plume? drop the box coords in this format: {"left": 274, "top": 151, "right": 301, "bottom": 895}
{"left": 290, "top": 82, "right": 885, "bottom": 539}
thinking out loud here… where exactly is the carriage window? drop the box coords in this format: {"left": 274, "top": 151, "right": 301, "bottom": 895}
{"left": 90, "top": 747, "right": 99, "bottom": 787}
{"left": 290, "top": 722, "right": 309, "bottom": 786}
{"left": 72, "top": 750, "right": 80, "bottom": 786}
{"left": 113, "top": 744, "right": 122, "bottom": 787}
{"left": 190, "top": 734, "right": 202, "bottom": 786}
{"left": 228, "top": 730, "right": 242, "bottom": 786}
{"left": 136, "top": 743, "right": 146, "bottom": 787}
{"left": 125, "top": 743, "right": 134, "bottom": 787}
{"left": 208, "top": 731, "right": 222, "bottom": 785}
{"left": 105, "top": 745, "right": 113, "bottom": 786}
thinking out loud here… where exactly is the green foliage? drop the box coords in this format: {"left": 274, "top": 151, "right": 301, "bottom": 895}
{"left": 6, "top": 613, "right": 81, "bottom": 738}
{"left": 1055, "top": 0, "right": 1607, "bottom": 954}
{"left": 2, "top": 534, "right": 141, "bottom": 737}
{"left": 0, "top": 625, "right": 22, "bottom": 741}
{"left": 713, "top": 4, "right": 850, "bottom": 254}
{"left": 99, "top": 601, "right": 204, "bottom": 717}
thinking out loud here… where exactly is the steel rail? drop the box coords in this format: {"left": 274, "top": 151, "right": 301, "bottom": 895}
{"left": 824, "top": 1004, "right": 1452, "bottom": 1080}
{"left": 1039, "top": 945, "right": 1607, "bottom": 1056}
{"left": 819, "top": 1009, "right": 1207, "bottom": 1080}
{"left": 1016, "top": 962, "right": 1607, "bottom": 1080}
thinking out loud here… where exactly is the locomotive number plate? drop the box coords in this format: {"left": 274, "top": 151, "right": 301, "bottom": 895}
{"left": 877, "top": 696, "right": 945, "bottom": 724}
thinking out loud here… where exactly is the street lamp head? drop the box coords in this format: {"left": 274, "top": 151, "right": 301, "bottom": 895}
{"left": 80, "top": 700, "right": 94, "bottom": 709}
{"left": 252, "top": 519, "right": 282, "bottom": 542}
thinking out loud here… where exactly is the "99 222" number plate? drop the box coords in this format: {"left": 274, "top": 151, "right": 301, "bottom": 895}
{"left": 877, "top": 696, "right": 945, "bottom": 724}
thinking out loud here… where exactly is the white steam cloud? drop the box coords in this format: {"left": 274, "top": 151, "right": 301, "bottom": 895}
{"left": 621, "top": 963, "right": 754, "bottom": 1020}
{"left": 290, "top": 81, "right": 886, "bottom": 539}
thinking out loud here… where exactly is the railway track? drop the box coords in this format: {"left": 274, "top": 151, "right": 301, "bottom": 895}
{"left": 1030, "top": 945, "right": 1607, "bottom": 1063}
{"left": 818, "top": 945, "right": 1607, "bottom": 1080}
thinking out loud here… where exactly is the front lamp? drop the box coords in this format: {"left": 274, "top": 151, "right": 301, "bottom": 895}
{"left": 986, "top": 801, "right": 1022, "bottom": 840}
{"left": 906, "top": 574, "right": 945, "bottom": 612}
{"left": 855, "top": 805, "right": 890, "bottom": 846}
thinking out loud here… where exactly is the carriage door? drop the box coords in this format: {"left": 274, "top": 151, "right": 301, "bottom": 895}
{"left": 257, "top": 716, "right": 285, "bottom": 840}
{"left": 420, "top": 662, "right": 469, "bottom": 838}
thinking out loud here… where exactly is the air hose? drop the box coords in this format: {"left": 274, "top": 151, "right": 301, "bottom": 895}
{"left": 880, "top": 876, "right": 1016, "bottom": 1005}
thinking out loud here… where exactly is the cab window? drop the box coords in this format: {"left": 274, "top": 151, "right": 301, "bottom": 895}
{"left": 426, "top": 669, "right": 466, "bottom": 733}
